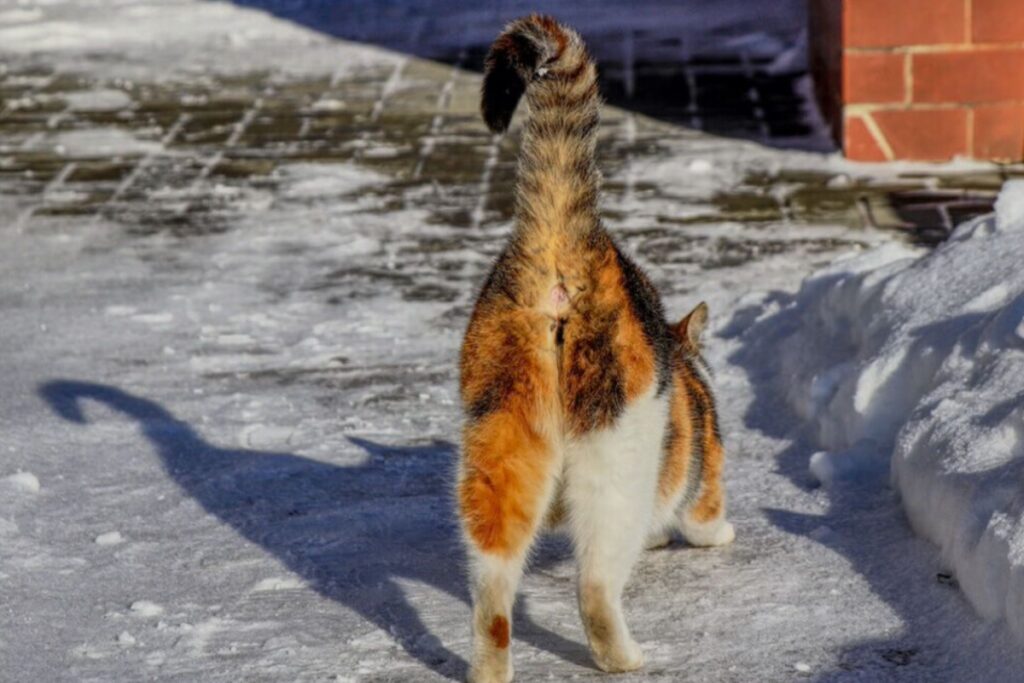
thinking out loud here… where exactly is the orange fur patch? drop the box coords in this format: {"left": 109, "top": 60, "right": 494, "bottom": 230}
{"left": 615, "top": 315, "right": 655, "bottom": 401}
{"left": 690, "top": 439, "right": 725, "bottom": 523}
{"left": 459, "top": 306, "right": 559, "bottom": 555}
{"left": 657, "top": 373, "right": 694, "bottom": 502}
{"left": 459, "top": 411, "right": 554, "bottom": 555}
{"left": 600, "top": 248, "right": 655, "bottom": 400}
{"left": 683, "top": 368, "right": 726, "bottom": 523}
{"left": 489, "top": 615, "right": 510, "bottom": 649}
{"left": 534, "top": 14, "right": 568, "bottom": 53}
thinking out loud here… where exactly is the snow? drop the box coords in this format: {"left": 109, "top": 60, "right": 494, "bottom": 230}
{"left": 63, "top": 89, "right": 133, "bottom": 112}
{"left": 2, "top": 471, "right": 41, "bottom": 493}
{"left": 129, "top": 601, "right": 165, "bottom": 618}
{"left": 94, "top": 531, "right": 124, "bottom": 546}
{"left": 50, "top": 128, "right": 163, "bottom": 157}
{"left": 997, "top": 184, "right": 1024, "bottom": 231}
{"left": 742, "top": 180, "right": 1024, "bottom": 644}
{"left": 250, "top": 577, "right": 307, "bottom": 593}
{"left": 0, "top": 8, "right": 43, "bottom": 24}
{"left": 279, "top": 163, "right": 390, "bottom": 200}
{"left": 0, "top": 0, "right": 400, "bottom": 80}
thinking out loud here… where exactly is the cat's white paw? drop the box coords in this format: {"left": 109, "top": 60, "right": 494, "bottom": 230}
{"left": 681, "top": 518, "right": 735, "bottom": 547}
{"left": 468, "top": 660, "right": 513, "bottom": 683}
{"left": 469, "top": 642, "right": 513, "bottom": 683}
{"left": 593, "top": 637, "right": 644, "bottom": 673}
{"left": 644, "top": 528, "right": 673, "bottom": 550}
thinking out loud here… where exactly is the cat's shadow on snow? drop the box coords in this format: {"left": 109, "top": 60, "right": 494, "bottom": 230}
{"left": 38, "top": 380, "right": 594, "bottom": 681}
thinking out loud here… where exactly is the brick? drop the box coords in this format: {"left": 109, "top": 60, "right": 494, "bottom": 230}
{"left": 913, "top": 48, "right": 1024, "bottom": 103}
{"left": 844, "top": 52, "right": 906, "bottom": 103}
{"left": 844, "top": 114, "right": 889, "bottom": 161}
{"left": 973, "top": 103, "right": 1024, "bottom": 160}
{"left": 872, "top": 108, "right": 969, "bottom": 160}
{"left": 846, "top": 0, "right": 965, "bottom": 48}
{"left": 972, "top": 0, "right": 1024, "bottom": 44}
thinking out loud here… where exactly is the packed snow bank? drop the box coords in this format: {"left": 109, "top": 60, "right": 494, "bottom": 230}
{"left": 2, "top": 471, "right": 41, "bottom": 493}
{"left": 747, "top": 180, "right": 1024, "bottom": 642}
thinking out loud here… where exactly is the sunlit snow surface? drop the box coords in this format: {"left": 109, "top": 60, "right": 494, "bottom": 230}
{"left": 1, "top": 1, "right": 1023, "bottom": 681}
{"left": 743, "top": 181, "right": 1024, "bottom": 648}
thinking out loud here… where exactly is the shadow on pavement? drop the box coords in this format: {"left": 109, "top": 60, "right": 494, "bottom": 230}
{"left": 38, "top": 380, "right": 593, "bottom": 681}
{"left": 228, "top": 0, "right": 828, "bottom": 151}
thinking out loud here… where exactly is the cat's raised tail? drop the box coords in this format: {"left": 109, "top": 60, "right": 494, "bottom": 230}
{"left": 481, "top": 14, "right": 597, "bottom": 133}
{"left": 481, "top": 15, "right": 601, "bottom": 243}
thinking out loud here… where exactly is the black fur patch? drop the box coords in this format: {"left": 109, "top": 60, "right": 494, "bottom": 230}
{"left": 482, "top": 32, "right": 540, "bottom": 133}
{"left": 613, "top": 241, "right": 674, "bottom": 394}
{"left": 686, "top": 359, "right": 722, "bottom": 441}
{"left": 464, "top": 317, "right": 530, "bottom": 422}
{"left": 661, "top": 405, "right": 679, "bottom": 466}
{"left": 564, "top": 316, "right": 626, "bottom": 432}
{"left": 682, "top": 364, "right": 709, "bottom": 504}
{"left": 467, "top": 382, "right": 506, "bottom": 421}
{"left": 476, "top": 242, "right": 521, "bottom": 306}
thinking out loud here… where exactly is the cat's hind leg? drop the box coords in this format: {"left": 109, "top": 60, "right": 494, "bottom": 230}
{"left": 564, "top": 385, "right": 668, "bottom": 673}
{"left": 680, "top": 434, "right": 735, "bottom": 547}
{"left": 459, "top": 409, "right": 561, "bottom": 683}
{"left": 643, "top": 524, "right": 675, "bottom": 550}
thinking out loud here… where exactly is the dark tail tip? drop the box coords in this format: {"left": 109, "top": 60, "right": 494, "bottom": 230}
{"left": 39, "top": 380, "right": 93, "bottom": 424}
{"left": 481, "top": 43, "right": 529, "bottom": 132}
{"left": 39, "top": 380, "right": 173, "bottom": 425}
{"left": 480, "top": 15, "right": 562, "bottom": 133}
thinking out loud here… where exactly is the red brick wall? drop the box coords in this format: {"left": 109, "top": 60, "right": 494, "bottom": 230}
{"left": 809, "top": 0, "right": 1024, "bottom": 161}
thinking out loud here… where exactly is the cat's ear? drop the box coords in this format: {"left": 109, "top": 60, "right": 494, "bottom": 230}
{"left": 676, "top": 301, "right": 709, "bottom": 349}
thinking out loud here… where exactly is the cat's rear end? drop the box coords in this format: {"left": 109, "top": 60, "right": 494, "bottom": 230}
{"left": 457, "top": 16, "right": 732, "bottom": 683}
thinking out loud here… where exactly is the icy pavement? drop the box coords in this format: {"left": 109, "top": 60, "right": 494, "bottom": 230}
{"left": 1, "top": 1, "right": 1023, "bottom": 681}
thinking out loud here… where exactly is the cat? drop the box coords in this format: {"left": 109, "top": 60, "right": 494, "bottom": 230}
{"left": 456, "top": 15, "right": 734, "bottom": 683}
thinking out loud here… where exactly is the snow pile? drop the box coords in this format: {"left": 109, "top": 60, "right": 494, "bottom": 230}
{"left": 129, "top": 600, "right": 164, "bottom": 618}
{"left": 748, "top": 181, "right": 1024, "bottom": 641}
{"left": 1, "top": 471, "right": 39, "bottom": 491}
{"left": 94, "top": 531, "right": 124, "bottom": 546}
{"left": 2, "top": 471, "right": 41, "bottom": 493}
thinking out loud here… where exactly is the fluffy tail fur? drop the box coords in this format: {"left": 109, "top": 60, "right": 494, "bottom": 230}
{"left": 481, "top": 15, "right": 601, "bottom": 242}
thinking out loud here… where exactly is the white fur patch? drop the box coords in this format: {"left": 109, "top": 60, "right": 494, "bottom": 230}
{"left": 564, "top": 381, "right": 669, "bottom": 583}
{"left": 681, "top": 516, "right": 735, "bottom": 547}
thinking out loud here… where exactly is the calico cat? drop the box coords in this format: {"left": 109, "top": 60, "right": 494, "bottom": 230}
{"left": 457, "top": 15, "right": 734, "bottom": 683}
